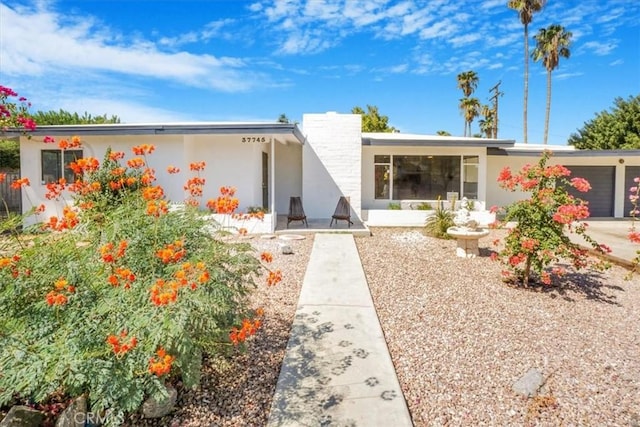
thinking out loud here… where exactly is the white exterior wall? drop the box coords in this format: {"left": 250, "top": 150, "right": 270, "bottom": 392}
{"left": 184, "top": 135, "right": 263, "bottom": 211}
{"left": 274, "top": 141, "right": 302, "bottom": 214}
{"left": 19, "top": 134, "right": 185, "bottom": 223}
{"left": 487, "top": 153, "right": 640, "bottom": 218}
{"left": 302, "top": 113, "right": 362, "bottom": 219}
{"left": 18, "top": 133, "right": 302, "bottom": 231}
{"left": 361, "top": 145, "right": 487, "bottom": 210}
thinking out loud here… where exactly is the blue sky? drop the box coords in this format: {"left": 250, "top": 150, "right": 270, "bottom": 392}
{"left": 1, "top": 0, "right": 638, "bottom": 145}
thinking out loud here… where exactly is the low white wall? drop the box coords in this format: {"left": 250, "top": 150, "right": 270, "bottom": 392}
{"left": 208, "top": 213, "right": 274, "bottom": 234}
{"left": 363, "top": 209, "right": 496, "bottom": 228}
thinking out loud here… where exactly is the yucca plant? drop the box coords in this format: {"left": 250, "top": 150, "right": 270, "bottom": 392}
{"left": 424, "top": 198, "right": 455, "bottom": 239}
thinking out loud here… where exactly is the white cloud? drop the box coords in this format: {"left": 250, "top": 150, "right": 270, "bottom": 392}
{"left": 0, "top": 3, "right": 262, "bottom": 92}
{"left": 450, "top": 33, "right": 483, "bottom": 47}
{"left": 609, "top": 59, "right": 624, "bottom": 66}
{"left": 554, "top": 72, "right": 583, "bottom": 81}
{"left": 419, "top": 19, "right": 457, "bottom": 40}
{"left": 581, "top": 40, "right": 618, "bottom": 56}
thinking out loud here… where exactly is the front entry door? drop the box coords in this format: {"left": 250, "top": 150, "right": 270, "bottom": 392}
{"left": 262, "top": 152, "right": 268, "bottom": 210}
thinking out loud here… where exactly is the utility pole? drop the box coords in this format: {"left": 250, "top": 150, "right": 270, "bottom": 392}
{"left": 489, "top": 81, "right": 503, "bottom": 138}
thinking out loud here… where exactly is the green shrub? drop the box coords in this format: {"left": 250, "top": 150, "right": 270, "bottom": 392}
{"left": 388, "top": 202, "right": 401, "bottom": 210}
{"left": 415, "top": 202, "right": 433, "bottom": 210}
{"left": 424, "top": 205, "right": 454, "bottom": 239}
{"left": 0, "top": 143, "right": 274, "bottom": 425}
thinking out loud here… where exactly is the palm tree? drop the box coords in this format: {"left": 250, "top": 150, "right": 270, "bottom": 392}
{"left": 456, "top": 70, "right": 479, "bottom": 98}
{"left": 532, "top": 25, "right": 572, "bottom": 145}
{"left": 459, "top": 97, "right": 480, "bottom": 137}
{"left": 479, "top": 104, "right": 496, "bottom": 138}
{"left": 507, "top": 0, "right": 545, "bottom": 144}
{"left": 457, "top": 71, "right": 479, "bottom": 136}
{"left": 277, "top": 114, "right": 290, "bottom": 123}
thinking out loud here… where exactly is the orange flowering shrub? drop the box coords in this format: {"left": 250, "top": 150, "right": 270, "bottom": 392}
{"left": 0, "top": 130, "right": 275, "bottom": 424}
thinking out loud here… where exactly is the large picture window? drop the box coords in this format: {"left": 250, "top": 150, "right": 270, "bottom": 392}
{"left": 374, "top": 154, "right": 477, "bottom": 201}
{"left": 41, "top": 150, "right": 82, "bottom": 183}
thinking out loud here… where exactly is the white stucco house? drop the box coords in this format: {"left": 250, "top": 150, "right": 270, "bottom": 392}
{"left": 11, "top": 112, "right": 640, "bottom": 233}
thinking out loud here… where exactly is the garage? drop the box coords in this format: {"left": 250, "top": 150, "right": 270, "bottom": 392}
{"left": 625, "top": 166, "right": 640, "bottom": 217}
{"left": 565, "top": 166, "right": 615, "bottom": 217}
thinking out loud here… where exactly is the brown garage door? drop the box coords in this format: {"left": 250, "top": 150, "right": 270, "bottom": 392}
{"left": 565, "top": 166, "right": 615, "bottom": 217}
{"left": 624, "top": 166, "right": 640, "bottom": 217}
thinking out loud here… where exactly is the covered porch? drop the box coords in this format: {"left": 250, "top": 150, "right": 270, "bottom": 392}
{"left": 274, "top": 215, "right": 370, "bottom": 237}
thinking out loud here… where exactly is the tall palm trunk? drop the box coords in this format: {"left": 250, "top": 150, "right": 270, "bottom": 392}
{"left": 523, "top": 23, "right": 529, "bottom": 144}
{"left": 543, "top": 69, "right": 552, "bottom": 145}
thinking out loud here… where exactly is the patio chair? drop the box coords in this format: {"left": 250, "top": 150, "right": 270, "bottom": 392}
{"left": 330, "top": 196, "right": 353, "bottom": 228}
{"left": 287, "top": 196, "right": 308, "bottom": 228}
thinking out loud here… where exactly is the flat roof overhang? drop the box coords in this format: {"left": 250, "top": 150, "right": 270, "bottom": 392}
{"left": 7, "top": 122, "right": 305, "bottom": 145}
{"left": 488, "top": 147, "right": 640, "bottom": 157}
{"left": 362, "top": 133, "right": 515, "bottom": 148}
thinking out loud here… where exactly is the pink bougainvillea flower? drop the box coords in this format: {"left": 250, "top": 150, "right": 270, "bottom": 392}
{"left": 570, "top": 177, "right": 591, "bottom": 193}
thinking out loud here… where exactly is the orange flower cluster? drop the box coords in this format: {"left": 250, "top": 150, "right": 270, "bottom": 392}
{"left": 109, "top": 151, "right": 125, "bottom": 161}
{"left": 132, "top": 144, "right": 155, "bottom": 155}
{"left": 44, "top": 206, "right": 79, "bottom": 231}
{"left": 108, "top": 267, "right": 136, "bottom": 289}
{"left": 108, "top": 176, "right": 138, "bottom": 191}
{"left": 142, "top": 186, "right": 165, "bottom": 201}
{"left": 150, "top": 278, "right": 179, "bottom": 305}
{"left": 146, "top": 200, "right": 169, "bottom": 217}
{"left": 126, "top": 157, "right": 146, "bottom": 169}
{"left": 58, "top": 136, "right": 82, "bottom": 150}
{"left": 45, "top": 178, "right": 67, "bottom": 200}
{"left": 229, "top": 313, "right": 263, "bottom": 346}
{"left": 0, "top": 173, "right": 5, "bottom": 183}
{"left": 99, "top": 240, "right": 128, "bottom": 263}
{"left": 167, "top": 165, "right": 180, "bottom": 174}
{"left": 238, "top": 227, "right": 247, "bottom": 235}
{"left": 155, "top": 240, "right": 186, "bottom": 264}
{"left": 107, "top": 330, "right": 138, "bottom": 355}
{"left": 45, "top": 277, "right": 75, "bottom": 306}
{"left": 150, "top": 261, "right": 209, "bottom": 306}
{"left": 185, "top": 177, "right": 206, "bottom": 197}
{"left": 68, "top": 157, "right": 100, "bottom": 175}
{"left": 266, "top": 269, "right": 282, "bottom": 286}
{"left": 149, "top": 347, "right": 175, "bottom": 376}
{"left": 174, "top": 261, "right": 210, "bottom": 290}
{"left": 111, "top": 167, "right": 126, "bottom": 177}
{"left": 189, "top": 161, "right": 206, "bottom": 171}
{"left": 0, "top": 254, "right": 23, "bottom": 278}
{"left": 260, "top": 252, "right": 273, "bottom": 263}
{"left": 141, "top": 168, "right": 156, "bottom": 185}
{"left": 10, "top": 178, "right": 30, "bottom": 189}
{"left": 206, "top": 186, "right": 239, "bottom": 214}
{"left": 68, "top": 181, "right": 101, "bottom": 196}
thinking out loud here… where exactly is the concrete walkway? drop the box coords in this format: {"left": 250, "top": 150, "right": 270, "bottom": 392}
{"left": 267, "top": 234, "right": 413, "bottom": 427}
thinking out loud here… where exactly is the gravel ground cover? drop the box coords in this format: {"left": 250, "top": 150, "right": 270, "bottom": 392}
{"left": 355, "top": 227, "right": 640, "bottom": 426}
{"left": 82, "top": 227, "right": 638, "bottom": 426}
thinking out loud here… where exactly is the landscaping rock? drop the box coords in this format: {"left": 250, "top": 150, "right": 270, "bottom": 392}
{"left": 56, "top": 395, "right": 87, "bottom": 427}
{"left": 0, "top": 406, "right": 45, "bottom": 427}
{"left": 512, "top": 368, "right": 545, "bottom": 397}
{"left": 141, "top": 386, "right": 177, "bottom": 419}
{"left": 281, "top": 244, "right": 294, "bottom": 255}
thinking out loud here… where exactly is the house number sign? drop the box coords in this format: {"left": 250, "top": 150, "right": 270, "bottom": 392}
{"left": 241, "top": 136, "right": 269, "bottom": 143}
